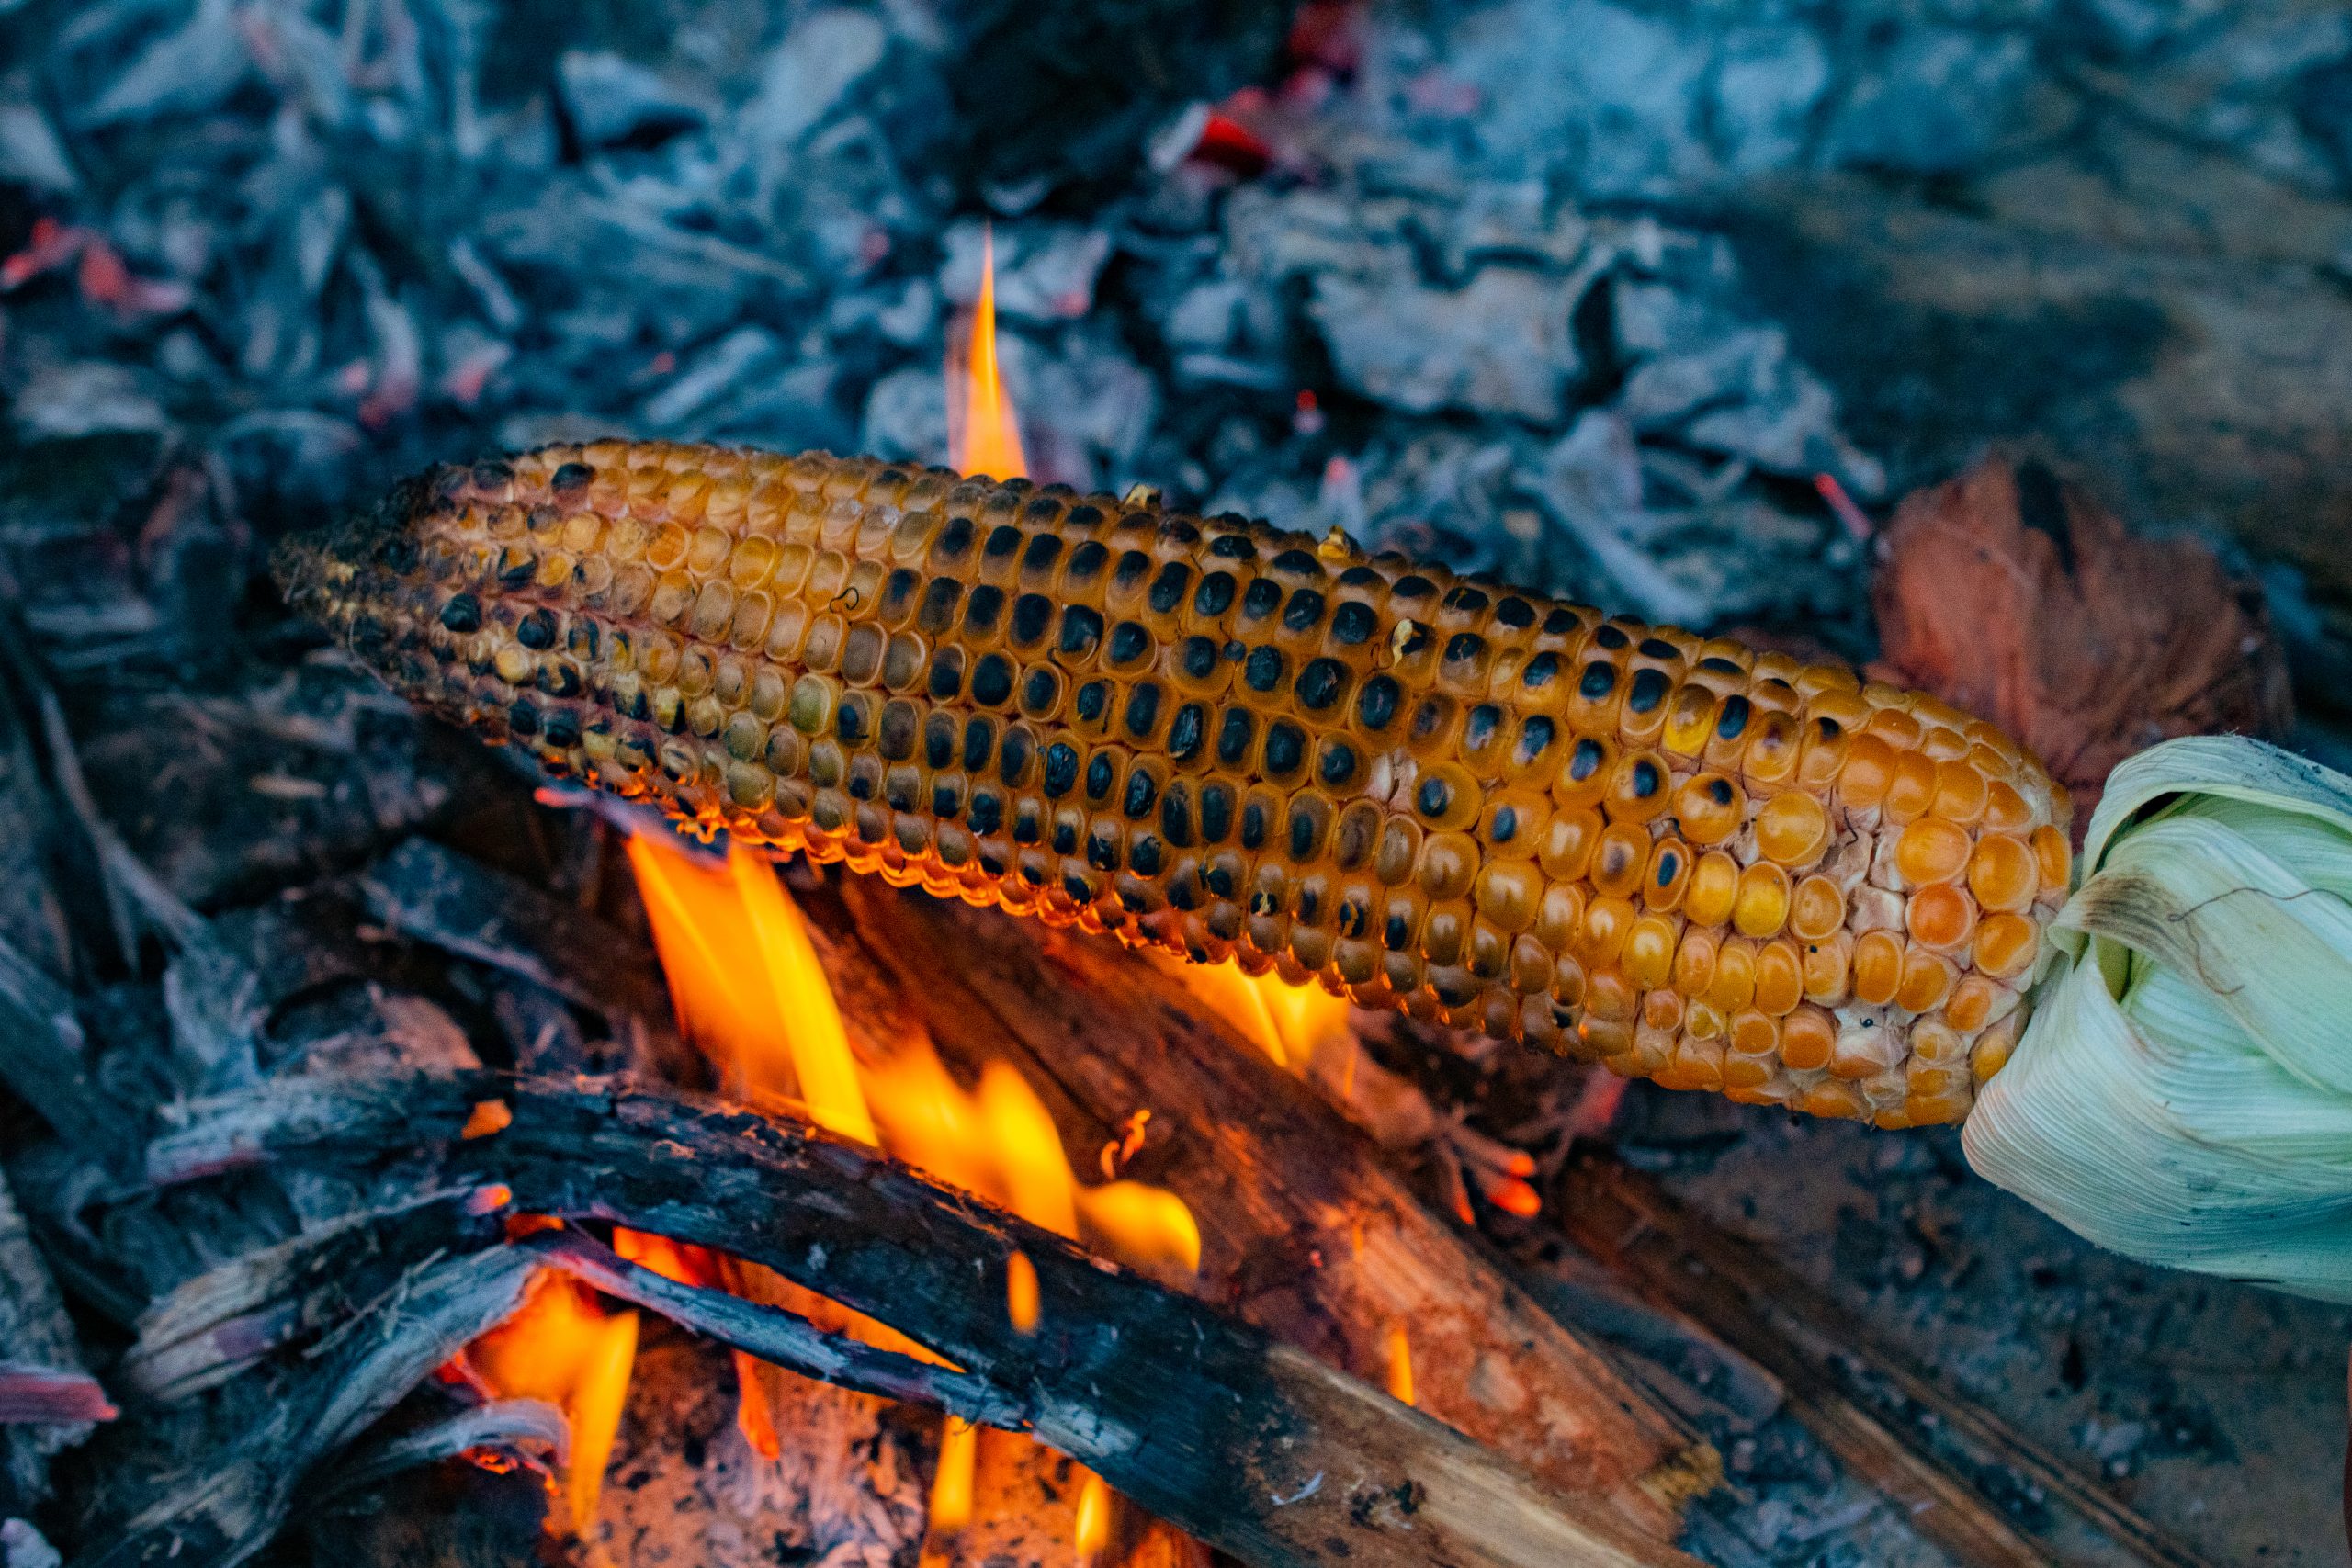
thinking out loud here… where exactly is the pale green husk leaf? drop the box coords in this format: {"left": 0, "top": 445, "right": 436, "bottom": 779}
{"left": 1962, "top": 737, "right": 2352, "bottom": 1302}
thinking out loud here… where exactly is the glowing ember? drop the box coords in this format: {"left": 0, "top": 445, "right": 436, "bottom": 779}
{"left": 1005, "top": 1249, "right": 1041, "bottom": 1335}
{"left": 948, "top": 226, "right": 1027, "bottom": 480}
{"left": 456, "top": 1273, "right": 639, "bottom": 1534}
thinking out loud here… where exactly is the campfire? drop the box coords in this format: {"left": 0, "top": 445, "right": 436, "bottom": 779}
{"left": 2, "top": 4, "right": 2344, "bottom": 1567}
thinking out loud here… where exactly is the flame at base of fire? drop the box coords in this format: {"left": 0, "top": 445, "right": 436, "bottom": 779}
{"left": 454, "top": 1270, "right": 639, "bottom": 1535}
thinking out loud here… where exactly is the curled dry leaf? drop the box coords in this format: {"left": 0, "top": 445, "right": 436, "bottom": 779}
{"left": 1871, "top": 454, "right": 2292, "bottom": 829}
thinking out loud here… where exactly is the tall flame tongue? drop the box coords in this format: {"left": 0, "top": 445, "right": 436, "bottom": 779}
{"left": 949, "top": 226, "right": 1028, "bottom": 481}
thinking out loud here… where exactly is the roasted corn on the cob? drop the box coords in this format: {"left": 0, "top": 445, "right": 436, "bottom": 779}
{"left": 277, "top": 443, "right": 2072, "bottom": 1126}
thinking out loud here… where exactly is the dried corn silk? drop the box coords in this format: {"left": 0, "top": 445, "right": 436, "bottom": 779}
{"left": 278, "top": 444, "right": 2073, "bottom": 1126}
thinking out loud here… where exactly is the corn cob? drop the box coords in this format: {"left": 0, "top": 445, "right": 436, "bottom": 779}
{"left": 277, "top": 442, "right": 2072, "bottom": 1126}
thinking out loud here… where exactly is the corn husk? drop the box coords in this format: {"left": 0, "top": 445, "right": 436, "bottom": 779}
{"left": 1963, "top": 736, "right": 2352, "bottom": 1301}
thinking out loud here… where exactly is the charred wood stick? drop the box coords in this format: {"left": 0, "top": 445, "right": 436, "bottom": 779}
{"left": 1, "top": 1158, "right": 107, "bottom": 1509}
{"left": 0, "top": 931, "right": 137, "bottom": 1152}
{"left": 834, "top": 881, "right": 1710, "bottom": 1536}
{"left": 314, "top": 1397, "right": 568, "bottom": 1502}
{"left": 150, "top": 1073, "right": 1702, "bottom": 1568}
{"left": 76, "top": 1242, "right": 540, "bottom": 1568}
{"left": 1555, "top": 1158, "right": 2221, "bottom": 1568}
{"left": 360, "top": 837, "right": 671, "bottom": 1025}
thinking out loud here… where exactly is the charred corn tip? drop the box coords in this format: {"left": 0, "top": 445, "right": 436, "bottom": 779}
{"left": 288, "top": 442, "right": 2074, "bottom": 1127}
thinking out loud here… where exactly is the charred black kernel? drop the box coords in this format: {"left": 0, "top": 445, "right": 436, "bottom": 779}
{"left": 963, "top": 716, "right": 997, "bottom": 772}
{"left": 1496, "top": 596, "right": 1535, "bottom": 629}
{"left": 1432, "top": 972, "right": 1479, "bottom": 1007}
{"left": 1815, "top": 716, "right": 1842, "bottom": 739}
{"left": 550, "top": 461, "right": 593, "bottom": 491}
{"left": 932, "top": 781, "right": 961, "bottom": 818}
{"left": 536, "top": 660, "right": 581, "bottom": 698}
{"left": 1656, "top": 849, "right": 1681, "bottom": 887}
{"left": 1521, "top": 651, "right": 1561, "bottom": 689}
{"left": 1064, "top": 539, "right": 1108, "bottom": 586}
{"left": 1699, "top": 656, "right": 1744, "bottom": 676}
{"left": 1337, "top": 897, "right": 1367, "bottom": 938}
{"left": 1108, "top": 621, "right": 1152, "bottom": 666}
{"left": 507, "top": 701, "right": 540, "bottom": 737}
{"left": 1464, "top": 704, "right": 1502, "bottom": 753}
{"left": 879, "top": 568, "right": 922, "bottom": 624}
{"left": 1123, "top": 765, "right": 1159, "bottom": 818}
{"left": 971, "top": 654, "right": 1014, "bottom": 706}
{"left": 1240, "top": 578, "right": 1283, "bottom": 620}
{"left": 1209, "top": 534, "right": 1257, "bottom": 559}
{"left": 440, "top": 592, "right": 482, "bottom": 633}
{"left": 1271, "top": 548, "right": 1321, "bottom": 577}
{"left": 1356, "top": 674, "right": 1402, "bottom": 731}
{"left": 1193, "top": 572, "right": 1237, "bottom": 617}
{"left": 1075, "top": 680, "right": 1110, "bottom": 724}
{"left": 1416, "top": 776, "right": 1451, "bottom": 818}
{"left": 1200, "top": 783, "right": 1235, "bottom": 843}
{"left": 1295, "top": 657, "right": 1345, "bottom": 711}
{"left": 1179, "top": 636, "right": 1219, "bottom": 681}
{"left": 1160, "top": 516, "right": 1203, "bottom": 545}
{"left": 964, "top": 584, "right": 1005, "bottom": 635}
{"left": 1222, "top": 639, "right": 1246, "bottom": 661}
{"left": 933, "top": 515, "right": 977, "bottom": 567}
{"left": 967, "top": 789, "right": 1003, "bottom": 835}
{"left": 1541, "top": 607, "right": 1577, "bottom": 636}
{"left": 1204, "top": 862, "right": 1236, "bottom": 897}
{"left": 1022, "top": 666, "right": 1059, "bottom": 713}
{"left": 1244, "top": 646, "right": 1285, "bottom": 693}
{"left": 1391, "top": 622, "right": 1430, "bottom": 661}
{"left": 376, "top": 533, "right": 419, "bottom": 572}
{"left": 1569, "top": 737, "right": 1606, "bottom": 781}
{"left": 1638, "top": 638, "right": 1679, "bottom": 660}
{"left": 1578, "top": 661, "right": 1618, "bottom": 700}
{"left": 1241, "top": 799, "right": 1270, "bottom": 850}
{"left": 1491, "top": 804, "right": 1520, "bottom": 844}
{"left": 1216, "top": 708, "right": 1255, "bottom": 766}
{"left": 835, "top": 697, "right": 871, "bottom": 744}
{"left": 1392, "top": 574, "right": 1437, "bottom": 602}
{"left": 565, "top": 620, "right": 598, "bottom": 659}
{"left": 498, "top": 555, "right": 536, "bottom": 590}
{"left": 471, "top": 458, "right": 514, "bottom": 488}
{"left": 1282, "top": 589, "right": 1327, "bottom": 632}
{"left": 1385, "top": 911, "right": 1411, "bottom": 949}
{"left": 544, "top": 710, "right": 581, "bottom": 749}
{"left": 878, "top": 701, "right": 918, "bottom": 760}
{"left": 1129, "top": 834, "right": 1163, "bottom": 876}
{"left": 1148, "top": 562, "right": 1193, "bottom": 615}
{"left": 1021, "top": 533, "right": 1064, "bottom": 578}
{"left": 509, "top": 611, "right": 551, "bottom": 653}
{"left": 1167, "top": 870, "right": 1200, "bottom": 910}
{"left": 1317, "top": 739, "right": 1359, "bottom": 788}
{"left": 887, "top": 771, "right": 921, "bottom": 812}
{"left": 1289, "top": 810, "right": 1319, "bottom": 861}
{"left": 1514, "top": 715, "right": 1556, "bottom": 768}
{"left": 1168, "top": 702, "right": 1206, "bottom": 762}
{"left": 1330, "top": 601, "right": 1378, "bottom": 645}
{"left": 1044, "top": 743, "right": 1080, "bottom": 797}
{"left": 919, "top": 578, "right": 963, "bottom": 635}
{"left": 998, "top": 727, "right": 1033, "bottom": 784}
{"left": 1627, "top": 667, "right": 1670, "bottom": 714}
{"left": 1086, "top": 825, "right": 1120, "bottom": 872}
{"left": 1161, "top": 785, "right": 1194, "bottom": 846}
{"left": 1631, "top": 758, "right": 1663, "bottom": 797}
{"left": 924, "top": 713, "right": 956, "bottom": 769}
{"left": 1125, "top": 682, "right": 1163, "bottom": 738}
{"left": 1715, "top": 694, "right": 1751, "bottom": 739}
{"left": 1057, "top": 604, "right": 1105, "bottom": 658}
{"left": 1109, "top": 550, "right": 1152, "bottom": 597}
{"left": 846, "top": 765, "right": 876, "bottom": 802}
{"left": 929, "top": 648, "right": 967, "bottom": 701}
{"left": 1263, "top": 721, "right": 1306, "bottom": 777}
{"left": 1443, "top": 632, "right": 1485, "bottom": 668}
{"left": 984, "top": 525, "right": 1023, "bottom": 562}
{"left": 1062, "top": 872, "right": 1096, "bottom": 904}
{"left": 1010, "top": 593, "right": 1054, "bottom": 649}
{"left": 1085, "top": 753, "right": 1116, "bottom": 801}
{"left": 1702, "top": 776, "right": 1735, "bottom": 806}
{"left": 1594, "top": 625, "right": 1631, "bottom": 650}
{"left": 1013, "top": 801, "right": 1043, "bottom": 844}
{"left": 1442, "top": 585, "right": 1490, "bottom": 614}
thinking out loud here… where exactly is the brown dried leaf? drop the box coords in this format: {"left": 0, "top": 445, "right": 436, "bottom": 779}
{"left": 1871, "top": 454, "right": 2291, "bottom": 829}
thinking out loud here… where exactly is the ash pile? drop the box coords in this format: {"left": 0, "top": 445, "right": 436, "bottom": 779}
{"left": 5, "top": 1, "right": 2352, "bottom": 1566}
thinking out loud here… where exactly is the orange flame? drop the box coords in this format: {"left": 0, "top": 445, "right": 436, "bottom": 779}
{"left": 949, "top": 226, "right": 1027, "bottom": 480}
{"left": 1153, "top": 955, "right": 1353, "bottom": 1073}
{"left": 1074, "top": 1470, "right": 1114, "bottom": 1565}
{"left": 458, "top": 1274, "right": 639, "bottom": 1534}
{"left": 1384, "top": 1322, "right": 1415, "bottom": 1407}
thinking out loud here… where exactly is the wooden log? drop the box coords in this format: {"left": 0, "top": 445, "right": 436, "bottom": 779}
{"left": 148, "top": 1073, "right": 1703, "bottom": 1568}
{"left": 830, "top": 880, "right": 1710, "bottom": 1542}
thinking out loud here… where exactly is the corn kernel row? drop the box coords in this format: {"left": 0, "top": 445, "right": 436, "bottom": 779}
{"left": 277, "top": 443, "right": 2072, "bottom": 1125}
